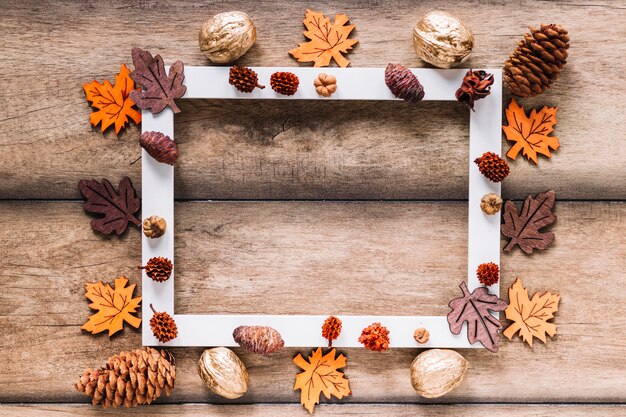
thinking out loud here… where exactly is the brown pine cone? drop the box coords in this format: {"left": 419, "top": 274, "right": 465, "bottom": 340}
{"left": 504, "top": 23, "right": 570, "bottom": 97}
{"left": 233, "top": 325, "right": 284, "bottom": 355}
{"left": 150, "top": 305, "right": 178, "bottom": 343}
{"left": 476, "top": 262, "right": 499, "bottom": 286}
{"left": 358, "top": 322, "right": 390, "bottom": 352}
{"left": 474, "top": 152, "right": 510, "bottom": 183}
{"left": 140, "top": 257, "right": 173, "bottom": 282}
{"left": 321, "top": 315, "right": 342, "bottom": 347}
{"left": 139, "top": 131, "right": 179, "bottom": 165}
{"left": 75, "top": 347, "right": 175, "bottom": 408}
{"left": 229, "top": 65, "right": 265, "bottom": 93}
{"left": 385, "top": 63, "right": 425, "bottom": 103}
{"left": 456, "top": 69, "right": 494, "bottom": 110}
{"left": 270, "top": 72, "right": 299, "bottom": 96}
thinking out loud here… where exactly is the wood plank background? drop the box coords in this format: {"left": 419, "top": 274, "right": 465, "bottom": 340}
{"left": 0, "top": 0, "right": 625, "bottom": 415}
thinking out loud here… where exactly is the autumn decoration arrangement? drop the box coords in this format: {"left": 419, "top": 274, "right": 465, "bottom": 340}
{"left": 75, "top": 6, "right": 568, "bottom": 413}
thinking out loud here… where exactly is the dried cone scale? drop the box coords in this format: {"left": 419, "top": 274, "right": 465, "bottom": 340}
{"left": 150, "top": 304, "right": 178, "bottom": 343}
{"left": 229, "top": 65, "right": 265, "bottom": 93}
{"left": 140, "top": 256, "right": 173, "bottom": 282}
{"left": 270, "top": 71, "right": 299, "bottom": 96}
{"left": 475, "top": 152, "right": 510, "bottom": 183}
{"left": 75, "top": 347, "right": 176, "bottom": 408}
{"left": 504, "top": 23, "right": 570, "bottom": 97}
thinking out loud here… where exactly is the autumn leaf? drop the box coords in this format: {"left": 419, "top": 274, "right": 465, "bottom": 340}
{"left": 293, "top": 348, "right": 351, "bottom": 413}
{"left": 289, "top": 9, "right": 358, "bottom": 68}
{"left": 83, "top": 64, "right": 141, "bottom": 134}
{"left": 503, "top": 278, "right": 560, "bottom": 347}
{"left": 503, "top": 98, "right": 560, "bottom": 164}
{"left": 447, "top": 282, "right": 508, "bottom": 353}
{"left": 502, "top": 190, "right": 556, "bottom": 254}
{"left": 82, "top": 276, "right": 142, "bottom": 336}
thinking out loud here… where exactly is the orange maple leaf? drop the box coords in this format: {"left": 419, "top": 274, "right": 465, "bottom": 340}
{"left": 503, "top": 98, "right": 560, "bottom": 164}
{"left": 81, "top": 276, "right": 142, "bottom": 336}
{"left": 83, "top": 64, "right": 141, "bottom": 134}
{"left": 293, "top": 348, "right": 351, "bottom": 413}
{"left": 503, "top": 278, "right": 560, "bottom": 347}
{"left": 289, "top": 9, "right": 358, "bottom": 68}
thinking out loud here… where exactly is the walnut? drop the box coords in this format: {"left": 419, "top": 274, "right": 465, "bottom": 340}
{"left": 480, "top": 193, "right": 503, "bottom": 215}
{"left": 143, "top": 215, "right": 166, "bottom": 239}
{"left": 199, "top": 12, "right": 256, "bottom": 64}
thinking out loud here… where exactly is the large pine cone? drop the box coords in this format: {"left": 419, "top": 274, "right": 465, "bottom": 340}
{"left": 140, "top": 257, "right": 173, "bottom": 282}
{"left": 475, "top": 152, "right": 510, "bottom": 183}
{"left": 150, "top": 305, "right": 178, "bottom": 343}
{"left": 233, "top": 325, "right": 284, "bottom": 355}
{"left": 75, "top": 347, "right": 176, "bottom": 408}
{"left": 385, "top": 63, "right": 425, "bottom": 103}
{"left": 503, "top": 23, "right": 570, "bottom": 97}
{"left": 270, "top": 72, "right": 299, "bottom": 96}
{"left": 229, "top": 65, "right": 265, "bottom": 93}
{"left": 456, "top": 69, "right": 494, "bottom": 110}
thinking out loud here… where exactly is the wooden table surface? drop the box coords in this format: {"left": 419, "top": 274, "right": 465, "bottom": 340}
{"left": 1, "top": 0, "right": 625, "bottom": 415}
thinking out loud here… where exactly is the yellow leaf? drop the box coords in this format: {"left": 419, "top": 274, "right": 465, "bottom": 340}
{"left": 289, "top": 9, "right": 358, "bottom": 68}
{"left": 503, "top": 278, "right": 560, "bottom": 347}
{"left": 293, "top": 348, "right": 351, "bottom": 413}
{"left": 502, "top": 98, "right": 560, "bottom": 164}
{"left": 83, "top": 64, "right": 141, "bottom": 134}
{"left": 81, "top": 276, "right": 142, "bottom": 336}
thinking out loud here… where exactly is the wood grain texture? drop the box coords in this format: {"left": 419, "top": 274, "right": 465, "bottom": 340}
{"left": 1, "top": 201, "right": 624, "bottom": 403}
{"left": 0, "top": 1, "right": 625, "bottom": 200}
{"left": 1, "top": 404, "right": 625, "bottom": 417}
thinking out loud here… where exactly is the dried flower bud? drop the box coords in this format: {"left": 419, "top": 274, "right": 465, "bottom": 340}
{"left": 480, "top": 193, "right": 503, "bottom": 215}
{"left": 143, "top": 215, "right": 167, "bottom": 239}
{"left": 413, "top": 327, "right": 430, "bottom": 344}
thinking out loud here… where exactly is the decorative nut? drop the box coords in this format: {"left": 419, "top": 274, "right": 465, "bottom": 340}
{"left": 143, "top": 215, "right": 167, "bottom": 239}
{"left": 199, "top": 11, "right": 256, "bottom": 64}
{"left": 480, "top": 193, "right": 503, "bottom": 215}
{"left": 411, "top": 349, "right": 468, "bottom": 398}
{"left": 198, "top": 347, "right": 249, "bottom": 399}
{"left": 413, "top": 328, "right": 430, "bottom": 344}
{"left": 413, "top": 10, "right": 474, "bottom": 68}
{"left": 314, "top": 73, "right": 337, "bottom": 97}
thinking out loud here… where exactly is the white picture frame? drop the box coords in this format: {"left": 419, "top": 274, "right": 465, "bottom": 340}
{"left": 141, "top": 67, "right": 502, "bottom": 348}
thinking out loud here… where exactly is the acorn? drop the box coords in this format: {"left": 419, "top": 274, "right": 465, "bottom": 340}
{"left": 474, "top": 152, "right": 510, "bottom": 182}
{"left": 140, "top": 131, "right": 179, "bottom": 165}
{"left": 385, "top": 63, "right": 425, "bottom": 103}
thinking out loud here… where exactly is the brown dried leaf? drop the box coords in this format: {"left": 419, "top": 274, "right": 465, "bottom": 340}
{"left": 502, "top": 190, "right": 556, "bottom": 254}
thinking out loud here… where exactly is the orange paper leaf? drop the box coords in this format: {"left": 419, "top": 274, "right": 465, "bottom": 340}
{"left": 83, "top": 64, "right": 141, "bottom": 134}
{"left": 503, "top": 98, "right": 559, "bottom": 164}
{"left": 503, "top": 278, "right": 560, "bottom": 347}
{"left": 293, "top": 348, "right": 351, "bottom": 413}
{"left": 289, "top": 9, "right": 358, "bottom": 68}
{"left": 81, "top": 276, "right": 142, "bottom": 336}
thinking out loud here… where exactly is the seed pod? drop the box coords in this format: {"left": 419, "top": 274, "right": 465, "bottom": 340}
{"left": 233, "top": 325, "right": 284, "bottom": 355}
{"left": 411, "top": 349, "right": 468, "bottom": 398}
{"left": 140, "top": 131, "right": 179, "bottom": 165}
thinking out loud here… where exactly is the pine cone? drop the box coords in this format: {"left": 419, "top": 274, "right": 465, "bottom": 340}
{"left": 474, "top": 152, "right": 510, "bottom": 183}
{"left": 358, "top": 322, "right": 390, "bottom": 352}
{"left": 150, "top": 305, "right": 178, "bottom": 343}
{"left": 321, "top": 315, "right": 342, "bottom": 347}
{"left": 503, "top": 23, "right": 570, "bottom": 97}
{"left": 229, "top": 65, "right": 265, "bottom": 93}
{"left": 233, "top": 325, "right": 284, "bottom": 355}
{"left": 140, "top": 257, "right": 173, "bottom": 282}
{"left": 456, "top": 69, "right": 494, "bottom": 110}
{"left": 385, "top": 63, "right": 425, "bottom": 103}
{"left": 476, "top": 262, "right": 499, "bottom": 286}
{"left": 75, "top": 347, "right": 175, "bottom": 408}
{"left": 140, "top": 131, "right": 179, "bottom": 165}
{"left": 270, "top": 72, "right": 299, "bottom": 96}
{"left": 143, "top": 215, "right": 167, "bottom": 239}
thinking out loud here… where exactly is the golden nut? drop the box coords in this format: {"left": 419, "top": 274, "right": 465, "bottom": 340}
{"left": 199, "top": 11, "right": 256, "bottom": 64}
{"left": 480, "top": 193, "right": 503, "bottom": 215}
{"left": 411, "top": 349, "right": 468, "bottom": 398}
{"left": 314, "top": 73, "right": 337, "bottom": 97}
{"left": 413, "top": 10, "right": 474, "bottom": 68}
{"left": 413, "top": 327, "right": 430, "bottom": 344}
{"left": 198, "top": 347, "right": 249, "bottom": 399}
{"left": 143, "top": 215, "right": 166, "bottom": 239}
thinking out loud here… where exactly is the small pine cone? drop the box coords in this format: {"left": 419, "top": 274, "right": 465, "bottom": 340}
{"left": 321, "top": 316, "right": 342, "bottom": 347}
{"left": 229, "top": 65, "right": 265, "bottom": 93}
{"left": 233, "top": 325, "right": 284, "bottom": 355}
{"left": 358, "top": 322, "right": 390, "bottom": 352}
{"left": 74, "top": 347, "right": 175, "bottom": 408}
{"left": 455, "top": 69, "right": 494, "bottom": 110}
{"left": 140, "top": 131, "right": 179, "bottom": 165}
{"left": 150, "top": 305, "right": 178, "bottom": 343}
{"left": 385, "top": 63, "right": 425, "bottom": 103}
{"left": 143, "top": 215, "right": 167, "bottom": 239}
{"left": 504, "top": 23, "right": 570, "bottom": 97}
{"left": 270, "top": 72, "right": 299, "bottom": 96}
{"left": 140, "top": 257, "right": 173, "bottom": 282}
{"left": 474, "top": 152, "right": 510, "bottom": 183}
{"left": 476, "top": 262, "right": 499, "bottom": 286}
{"left": 480, "top": 193, "right": 503, "bottom": 215}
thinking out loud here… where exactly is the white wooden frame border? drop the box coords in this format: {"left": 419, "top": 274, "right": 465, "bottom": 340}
{"left": 141, "top": 67, "right": 502, "bottom": 348}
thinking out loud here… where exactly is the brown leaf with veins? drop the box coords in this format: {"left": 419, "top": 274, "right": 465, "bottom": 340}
{"left": 502, "top": 190, "right": 556, "bottom": 254}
